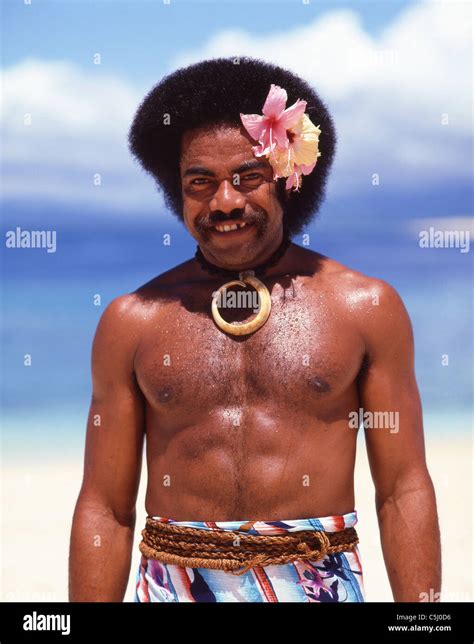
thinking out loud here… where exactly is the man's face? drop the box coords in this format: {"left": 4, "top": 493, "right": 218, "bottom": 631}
{"left": 180, "top": 124, "right": 285, "bottom": 269}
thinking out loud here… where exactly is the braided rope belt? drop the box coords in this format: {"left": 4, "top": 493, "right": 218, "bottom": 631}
{"left": 139, "top": 517, "right": 359, "bottom": 576}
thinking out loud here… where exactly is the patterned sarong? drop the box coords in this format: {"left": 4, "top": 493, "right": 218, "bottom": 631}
{"left": 134, "top": 512, "right": 364, "bottom": 602}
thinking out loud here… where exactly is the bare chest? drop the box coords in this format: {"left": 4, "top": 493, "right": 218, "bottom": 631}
{"left": 134, "top": 278, "right": 365, "bottom": 416}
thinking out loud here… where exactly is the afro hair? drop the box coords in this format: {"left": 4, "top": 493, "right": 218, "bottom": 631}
{"left": 128, "top": 57, "right": 336, "bottom": 237}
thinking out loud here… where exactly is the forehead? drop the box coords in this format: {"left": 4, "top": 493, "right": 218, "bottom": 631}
{"left": 180, "top": 124, "right": 258, "bottom": 169}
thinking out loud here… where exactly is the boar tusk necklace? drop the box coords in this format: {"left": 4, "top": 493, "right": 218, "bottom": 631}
{"left": 195, "top": 227, "right": 291, "bottom": 336}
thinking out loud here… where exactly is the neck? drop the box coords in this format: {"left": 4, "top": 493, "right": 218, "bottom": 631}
{"left": 195, "top": 228, "right": 291, "bottom": 278}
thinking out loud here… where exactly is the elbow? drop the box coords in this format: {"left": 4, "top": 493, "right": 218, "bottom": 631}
{"left": 73, "top": 490, "right": 137, "bottom": 530}
{"left": 375, "top": 466, "right": 437, "bottom": 519}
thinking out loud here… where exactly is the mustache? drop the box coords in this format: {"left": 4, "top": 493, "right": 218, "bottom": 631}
{"left": 195, "top": 207, "right": 268, "bottom": 234}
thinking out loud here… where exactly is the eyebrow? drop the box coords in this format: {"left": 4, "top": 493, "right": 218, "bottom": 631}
{"left": 232, "top": 160, "right": 269, "bottom": 174}
{"left": 183, "top": 166, "right": 216, "bottom": 178}
{"left": 183, "top": 159, "right": 269, "bottom": 178}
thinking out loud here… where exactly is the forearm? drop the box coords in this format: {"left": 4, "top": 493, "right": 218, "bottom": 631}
{"left": 69, "top": 498, "right": 136, "bottom": 602}
{"left": 377, "top": 474, "right": 441, "bottom": 602}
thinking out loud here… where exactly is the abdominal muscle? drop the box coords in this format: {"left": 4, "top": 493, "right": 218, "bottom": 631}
{"left": 143, "top": 403, "right": 358, "bottom": 522}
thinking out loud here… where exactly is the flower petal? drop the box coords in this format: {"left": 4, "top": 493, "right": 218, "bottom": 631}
{"left": 300, "top": 160, "right": 317, "bottom": 175}
{"left": 254, "top": 128, "right": 275, "bottom": 156}
{"left": 291, "top": 114, "right": 321, "bottom": 167}
{"left": 285, "top": 171, "right": 300, "bottom": 191}
{"left": 278, "top": 99, "right": 307, "bottom": 130}
{"left": 262, "top": 84, "right": 287, "bottom": 118}
{"left": 240, "top": 113, "right": 267, "bottom": 142}
{"left": 270, "top": 146, "right": 294, "bottom": 178}
{"left": 292, "top": 137, "right": 319, "bottom": 167}
{"left": 252, "top": 143, "right": 267, "bottom": 157}
{"left": 271, "top": 121, "right": 291, "bottom": 149}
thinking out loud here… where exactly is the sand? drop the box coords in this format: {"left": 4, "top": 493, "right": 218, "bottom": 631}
{"left": 1, "top": 435, "right": 472, "bottom": 602}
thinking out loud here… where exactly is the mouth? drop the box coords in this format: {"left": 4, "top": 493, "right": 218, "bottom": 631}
{"left": 210, "top": 220, "right": 255, "bottom": 235}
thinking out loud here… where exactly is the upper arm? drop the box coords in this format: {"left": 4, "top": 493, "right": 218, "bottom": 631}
{"left": 356, "top": 280, "right": 429, "bottom": 505}
{"left": 79, "top": 294, "right": 146, "bottom": 524}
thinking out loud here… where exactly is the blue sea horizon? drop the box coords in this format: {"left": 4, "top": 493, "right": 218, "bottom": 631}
{"left": 2, "top": 193, "right": 472, "bottom": 459}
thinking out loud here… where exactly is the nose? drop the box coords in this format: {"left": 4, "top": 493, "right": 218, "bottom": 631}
{"left": 209, "top": 179, "right": 245, "bottom": 215}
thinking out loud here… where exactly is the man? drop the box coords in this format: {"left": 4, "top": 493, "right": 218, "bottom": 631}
{"left": 69, "top": 58, "right": 441, "bottom": 603}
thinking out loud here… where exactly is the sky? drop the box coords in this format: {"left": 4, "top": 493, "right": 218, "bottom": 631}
{"left": 1, "top": 0, "right": 472, "bottom": 218}
{"left": 2, "top": 1, "right": 417, "bottom": 78}
{"left": 1, "top": 0, "right": 472, "bottom": 431}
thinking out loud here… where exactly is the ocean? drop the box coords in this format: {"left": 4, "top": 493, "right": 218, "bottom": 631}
{"left": 2, "top": 193, "right": 472, "bottom": 460}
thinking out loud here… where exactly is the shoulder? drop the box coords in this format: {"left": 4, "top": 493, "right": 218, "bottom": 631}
{"left": 324, "top": 259, "right": 407, "bottom": 316}
{"left": 301, "top": 248, "right": 413, "bottom": 349}
{"left": 301, "top": 248, "right": 406, "bottom": 311}
{"left": 92, "top": 293, "right": 146, "bottom": 361}
{"left": 133, "top": 257, "right": 202, "bottom": 295}
{"left": 96, "top": 258, "right": 197, "bottom": 334}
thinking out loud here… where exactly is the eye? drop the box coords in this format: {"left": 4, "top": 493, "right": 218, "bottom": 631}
{"left": 191, "top": 178, "right": 210, "bottom": 185}
{"left": 241, "top": 173, "right": 264, "bottom": 183}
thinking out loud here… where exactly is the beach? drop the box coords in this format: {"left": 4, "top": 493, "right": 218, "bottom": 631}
{"left": 2, "top": 0, "right": 472, "bottom": 613}
{"left": 1, "top": 433, "right": 471, "bottom": 603}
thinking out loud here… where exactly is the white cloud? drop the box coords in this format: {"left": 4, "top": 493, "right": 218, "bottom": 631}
{"left": 1, "top": 1, "right": 471, "bottom": 212}
{"left": 3, "top": 59, "right": 136, "bottom": 135}
{"left": 408, "top": 216, "right": 474, "bottom": 235}
{"left": 1, "top": 58, "right": 163, "bottom": 214}
{"left": 172, "top": 1, "right": 472, "bottom": 195}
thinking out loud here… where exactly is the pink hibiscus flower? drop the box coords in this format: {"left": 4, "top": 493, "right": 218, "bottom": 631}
{"left": 240, "top": 84, "right": 321, "bottom": 191}
{"left": 240, "top": 84, "right": 307, "bottom": 157}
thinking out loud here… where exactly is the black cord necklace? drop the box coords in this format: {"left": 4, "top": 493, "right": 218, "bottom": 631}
{"left": 195, "top": 225, "right": 292, "bottom": 279}
{"left": 195, "top": 224, "right": 292, "bottom": 336}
